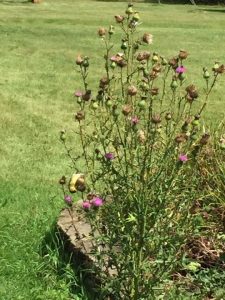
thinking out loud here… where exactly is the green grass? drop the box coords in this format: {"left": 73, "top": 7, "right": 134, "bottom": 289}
{"left": 0, "top": 0, "right": 225, "bottom": 298}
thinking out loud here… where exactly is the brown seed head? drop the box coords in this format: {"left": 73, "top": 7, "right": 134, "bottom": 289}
{"left": 75, "top": 110, "right": 85, "bottom": 121}
{"left": 199, "top": 133, "right": 210, "bottom": 145}
{"left": 151, "top": 114, "right": 161, "bottom": 124}
{"left": 122, "top": 104, "right": 133, "bottom": 116}
{"left": 76, "top": 55, "right": 84, "bottom": 66}
{"left": 175, "top": 133, "right": 188, "bottom": 144}
{"left": 142, "top": 33, "right": 153, "bottom": 45}
{"left": 138, "top": 130, "right": 146, "bottom": 144}
{"left": 168, "top": 57, "right": 179, "bottom": 69}
{"left": 98, "top": 27, "right": 107, "bottom": 37}
{"left": 136, "top": 51, "right": 151, "bottom": 61}
{"left": 179, "top": 50, "right": 188, "bottom": 60}
{"left": 114, "top": 15, "right": 124, "bottom": 23}
{"left": 150, "top": 87, "right": 159, "bottom": 96}
{"left": 216, "top": 64, "right": 225, "bottom": 74}
{"left": 127, "top": 85, "right": 138, "bottom": 96}
{"left": 152, "top": 64, "right": 161, "bottom": 73}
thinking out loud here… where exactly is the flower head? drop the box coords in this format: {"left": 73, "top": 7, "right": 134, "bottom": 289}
{"left": 74, "top": 90, "right": 83, "bottom": 97}
{"left": 176, "top": 66, "right": 186, "bottom": 74}
{"left": 178, "top": 154, "right": 188, "bottom": 162}
{"left": 82, "top": 201, "right": 91, "bottom": 210}
{"left": 105, "top": 152, "right": 115, "bottom": 160}
{"left": 64, "top": 195, "right": 72, "bottom": 205}
{"left": 91, "top": 197, "right": 103, "bottom": 207}
{"left": 131, "top": 116, "right": 139, "bottom": 125}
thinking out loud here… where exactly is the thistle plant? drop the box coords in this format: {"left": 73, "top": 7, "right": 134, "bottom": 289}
{"left": 60, "top": 4, "right": 224, "bottom": 299}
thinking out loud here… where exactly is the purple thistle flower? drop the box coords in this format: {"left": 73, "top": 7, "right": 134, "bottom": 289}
{"left": 105, "top": 152, "right": 115, "bottom": 160}
{"left": 82, "top": 201, "right": 91, "bottom": 210}
{"left": 176, "top": 66, "right": 186, "bottom": 74}
{"left": 131, "top": 116, "right": 139, "bottom": 125}
{"left": 91, "top": 197, "right": 103, "bottom": 207}
{"left": 74, "top": 91, "right": 83, "bottom": 97}
{"left": 178, "top": 154, "right": 188, "bottom": 162}
{"left": 64, "top": 195, "right": 72, "bottom": 205}
{"left": 110, "top": 56, "right": 117, "bottom": 62}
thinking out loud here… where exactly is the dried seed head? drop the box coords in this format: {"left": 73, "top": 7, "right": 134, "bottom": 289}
{"left": 142, "top": 33, "right": 153, "bottom": 45}
{"left": 76, "top": 55, "right": 84, "bottom": 66}
{"left": 75, "top": 110, "right": 85, "bottom": 121}
{"left": 179, "top": 50, "right": 188, "bottom": 60}
{"left": 149, "top": 70, "right": 158, "bottom": 80}
{"left": 215, "top": 64, "right": 225, "bottom": 74}
{"left": 168, "top": 57, "right": 179, "bottom": 69}
{"left": 122, "top": 104, "right": 133, "bottom": 116}
{"left": 127, "top": 85, "right": 138, "bottom": 96}
{"left": 98, "top": 27, "right": 107, "bottom": 37}
{"left": 99, "top": 76, "right": 109, "bottom": 88}
{"left": 82, "top": 90, "right": 92, "bottom": 101}
{"left": 150, "top": 87, "right": 159, "bottom": 96}
{"left": 114, "top": 15, "right": 125, "bottom": 23}
{"left": 186, "top": 84, "right": 198, "bottom": 101}
{"left": 151, "top": 114, "right": 161, "bottom": 124}
{"left": 152, "top": 64, "right": 161, "bottom": 73}
{"left": 175, "top": 133, "right": 188, "bottom": 144}
{"left": 136, "top": 51, "right": 151, "bottom": 61}
{"left": 138, "top": 129, "right": 146, "bottom": 143}
{"left": 199, "top": 133, "right": 210, "bottom": 145}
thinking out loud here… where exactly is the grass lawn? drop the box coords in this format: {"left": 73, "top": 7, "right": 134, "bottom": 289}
{"left": 0, "top": 0, "right": 225, "bottom": 299}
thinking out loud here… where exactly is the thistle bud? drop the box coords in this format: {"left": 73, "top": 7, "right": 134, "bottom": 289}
{"left": 212, "top": 62, "right": 219, "bottom": 71}
{"left": 127, "top": 85, "right": 138, "bottom": 96}
{"left": 98, "top": 27, "right": 107, "bottom": 37}
{"left": 142, "top": 33, "right": 153, "bottom": 45}
{"left": 59, "top": 176, "right": 66, "bottom": 185}
{"left": 109, "top": 25, "right": 115, "bottom": 35}
{"left": 133, "top": 12, "right": 140, "bottom": 21}
{"left": 171, "top": 79, "right": 178, "bottom": 89}
{"left": 161, "top": 57, "right": 168, "bottom": 66}
{"left": 75, "top": 110, "right": 85, "bottom": 121}
{"left": 126, "top": 6, "right": 133, "bottom": 15}
{"left": 121, "top": 41, "right": 128, "bottom": 50}
{"left": 203, "top": 67, "right": 210, "bottom": 79}
{"left": 165, "top": 112, "right": 172, "bottom": 121}
{"left": 83, "top": 57, "right": 89, "bottom": 68}
{"left": 60, "top": 129, "right": 66, "bottom": 141}
{"left": 138, "top": 100, "right": 146, "bottom": 110}
{"left": 152, "top": 53, "right": 159, "bottom": 63}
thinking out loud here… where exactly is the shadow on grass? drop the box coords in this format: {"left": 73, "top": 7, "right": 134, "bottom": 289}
{"left": 198, "top": 8, "right": 225, "bottom": 12}
{"left": 0, "top": 0, "right": 31, "bottom": 5}
{"left": 39, "top": 223, "right": 99, "bottom": 300}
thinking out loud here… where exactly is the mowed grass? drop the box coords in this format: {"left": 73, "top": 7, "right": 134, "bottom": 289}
{"left": 0, "top": 0, "right": 225, "bottom": 299}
